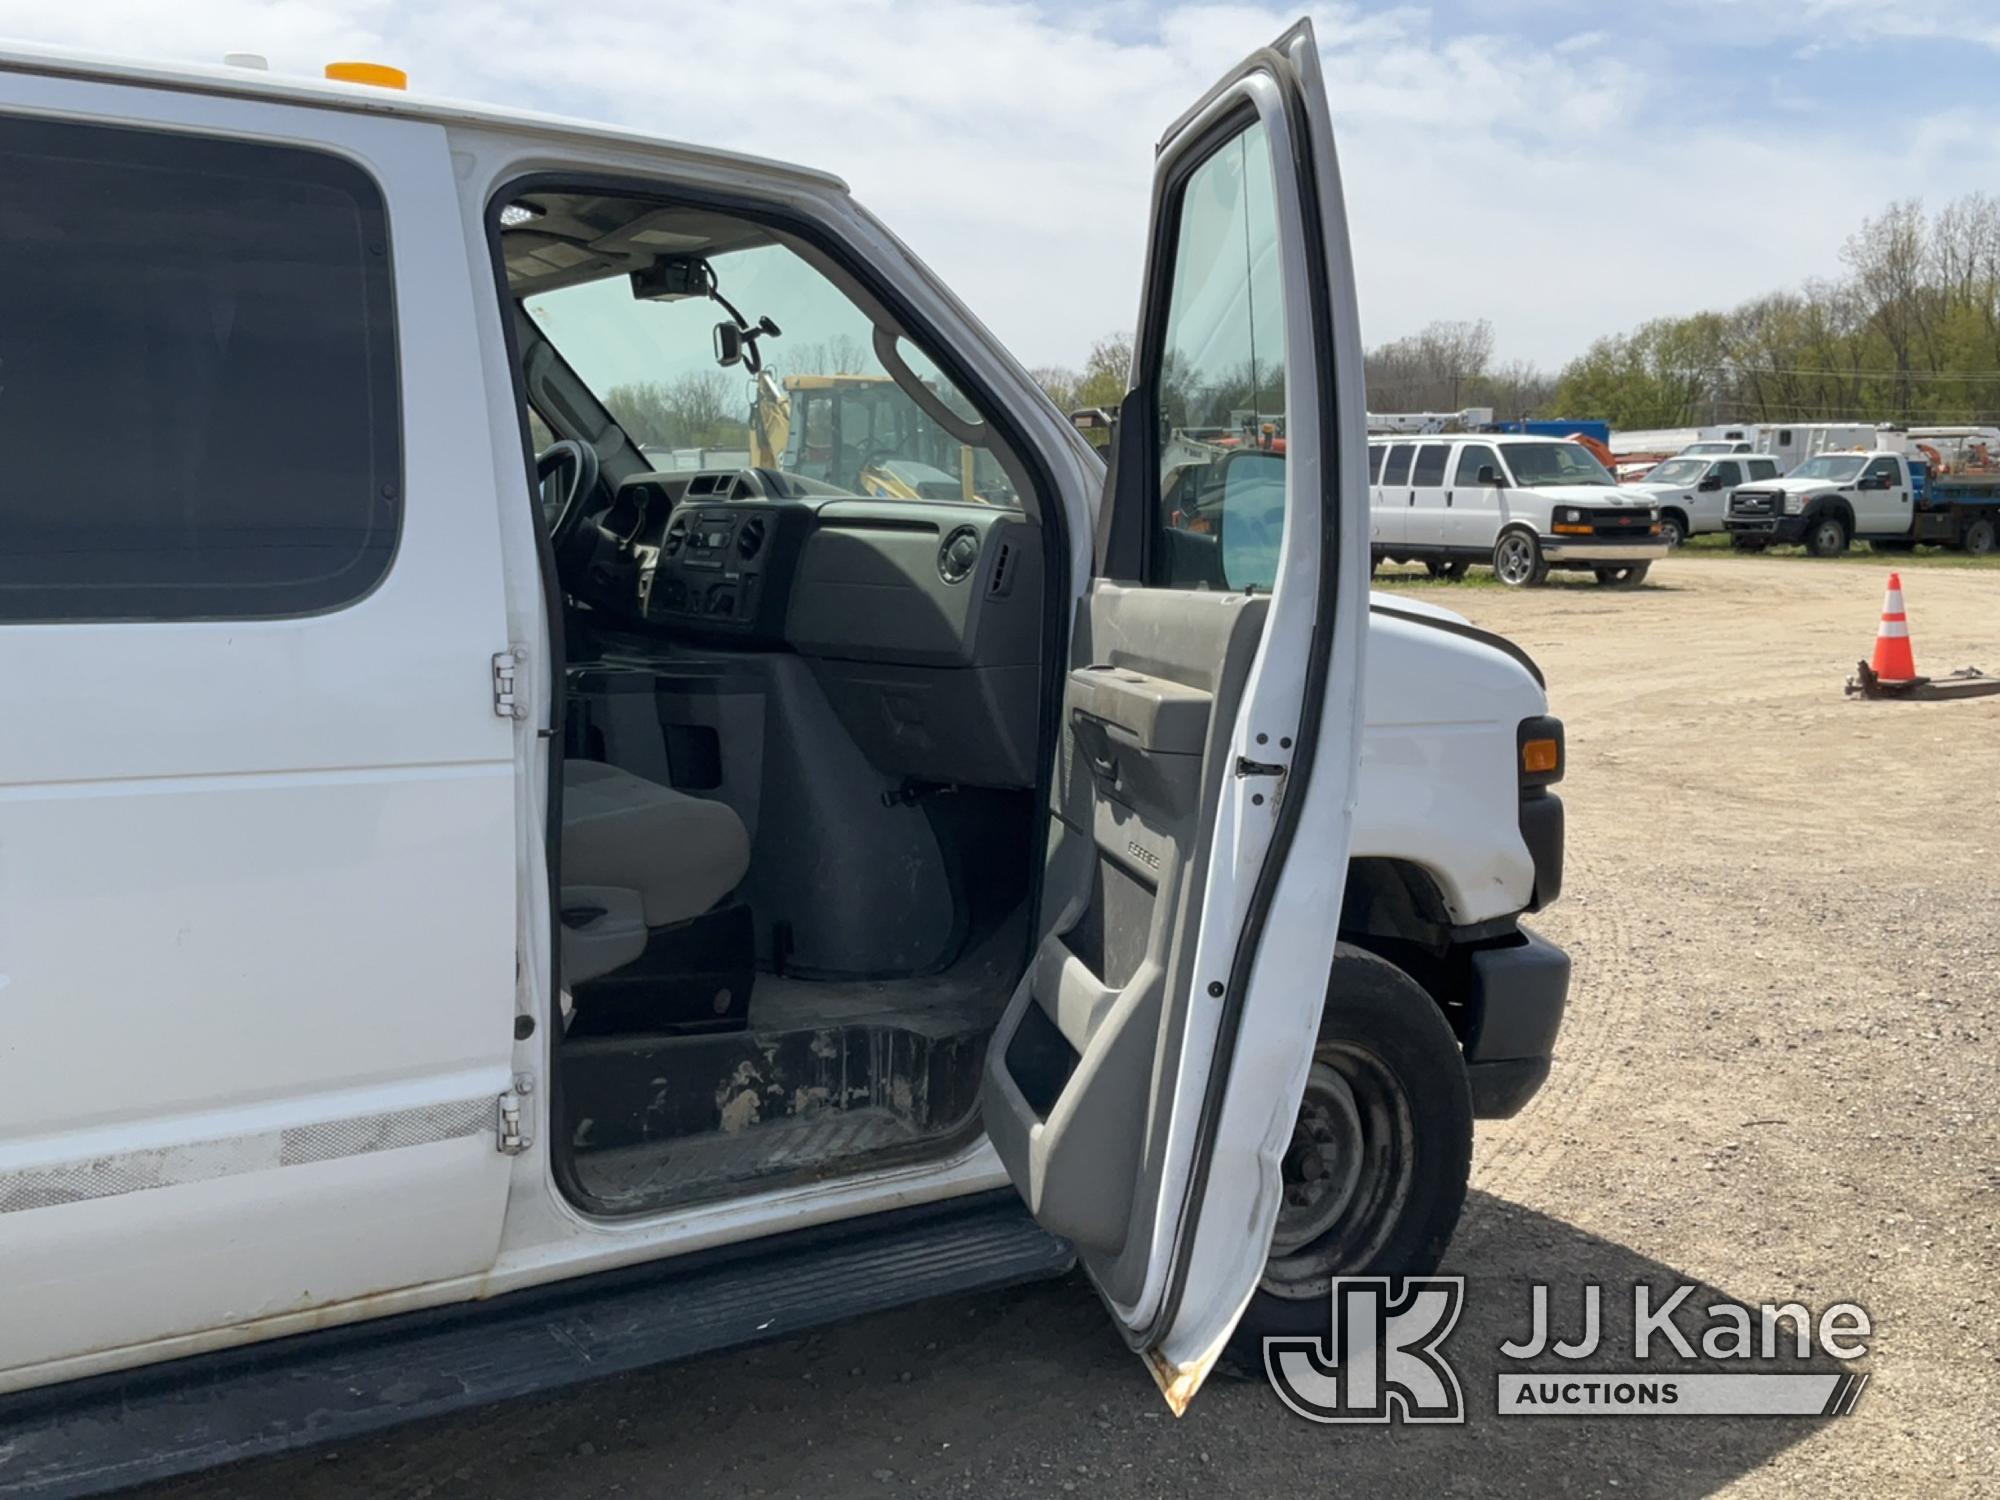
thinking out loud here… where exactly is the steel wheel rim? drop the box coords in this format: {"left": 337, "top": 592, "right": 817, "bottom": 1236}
{"left": 1261, "top": 1043, "right": 1418, "bottom": 1300}
{"left": 1815, "top": 520, "right": 1842, "bottom": 552}
{"left": 1662, "top": 519, "right": 1683, "bottom": 547}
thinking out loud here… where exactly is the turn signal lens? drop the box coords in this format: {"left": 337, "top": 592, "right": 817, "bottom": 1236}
{"left": 325, "top": 60, "right": 408, "bottom": 89}
{"left": 1522, "top": 738, "right": 1561, "bottom": 775}
{"left": 1552, "top": 522, "right": 1592, "bottom": 535}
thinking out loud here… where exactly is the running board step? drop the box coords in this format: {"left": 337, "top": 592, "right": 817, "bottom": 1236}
{"left": 0, "top": 1193, "right": 1071, "bottom": 1499}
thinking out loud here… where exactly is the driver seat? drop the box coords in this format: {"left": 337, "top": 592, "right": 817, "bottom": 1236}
{"left": 559, "top": 760, "right": 750, "bottom": 986}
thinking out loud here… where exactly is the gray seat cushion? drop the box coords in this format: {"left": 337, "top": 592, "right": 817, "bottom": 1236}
{"left": 561, "top": 760, "right": 749, "bottom": 927}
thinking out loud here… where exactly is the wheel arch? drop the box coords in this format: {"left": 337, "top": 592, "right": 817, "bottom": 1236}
{"left": 1336, "top": 856, "right": 1468, "bottom": 1037}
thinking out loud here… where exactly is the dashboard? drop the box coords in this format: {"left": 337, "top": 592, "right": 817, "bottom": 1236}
{"left": 573, "top": 468, "right": 1045, "bottom": 787}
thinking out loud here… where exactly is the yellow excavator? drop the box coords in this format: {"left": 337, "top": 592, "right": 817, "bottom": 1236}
{"left": 748, "top": 371, "right": 994, "bottom": 503}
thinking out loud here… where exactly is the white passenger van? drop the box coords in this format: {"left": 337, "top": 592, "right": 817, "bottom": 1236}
{"left": 1368, "top": 433, "right": 1666, "bottom": 586}
{"left": 0, "top": 24, "right": 1574, "bottom": 1490}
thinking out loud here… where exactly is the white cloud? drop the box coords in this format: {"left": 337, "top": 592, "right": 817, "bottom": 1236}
{"left": 0, "top": 1, "right": 1995, "bottom": 375}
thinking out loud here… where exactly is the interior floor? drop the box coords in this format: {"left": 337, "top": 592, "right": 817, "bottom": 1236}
{"left": 566, "top": 921, "right": 1021, "bottom": 1211}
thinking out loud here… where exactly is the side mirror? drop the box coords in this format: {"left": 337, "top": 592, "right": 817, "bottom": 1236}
{"left": 1698, "top": 474, "right": 1722, "bottom": 491}
{"left": 1477, "top": 464, "right": 1499, "bottom": 485}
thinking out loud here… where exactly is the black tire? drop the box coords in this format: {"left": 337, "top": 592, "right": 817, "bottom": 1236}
{"left": 1658, "top": 512, "right": 1688, "bottom": 549}
{"left": 1424, "top": 558, "right": 1470, "bottom": 581}
{"left": 1593, "top": 562, "right": 1650, "bottom": 587}
{"left": 1963, "top": 518, "right": 1997, "bottom": 556}
{"left": 1491, "top": 529, "right": 1548, "bottom": 587}
{"left": 1804, "top": 514, "right": 1850, "bottom": 557}
{"left": 1225, "top": 945, "right": 1474, "bottom": 1367}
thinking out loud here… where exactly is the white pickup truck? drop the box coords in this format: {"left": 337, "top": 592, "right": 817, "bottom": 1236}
{"left": 1622, "top": 453, "right": 1785, "bottom": 546}
{"left": 0, "top": 23, "right": 1572, "bottom": 1491}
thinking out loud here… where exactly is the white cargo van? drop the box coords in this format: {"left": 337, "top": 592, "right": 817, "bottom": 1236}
{"left": 0, "top": 24, "right": 1574, "bottom": 1491}
{"left": 1369, "top": 433, "right": 1667, "bottom": 586}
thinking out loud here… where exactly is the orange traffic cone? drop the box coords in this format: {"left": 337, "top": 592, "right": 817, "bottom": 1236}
{"left": 1870, "top": 572, "right": 1919, "bottom": 682}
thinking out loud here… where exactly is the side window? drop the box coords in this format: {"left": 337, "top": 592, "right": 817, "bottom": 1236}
{"left": 1410, "top": 443, "right": 1449, "bottom": 487}
{"left": 1454, "top": 444, "right": 1501, "bottom": 486}
{"left": 1863, "top": 457, "right": 1900, "bottom": 485}
{"left": 1381, "top": 443, "right": 1415, "bottom": 487}
{"left": 0, "top": 115, "right": 400, "bottom": 621}
{"left": 1750, "top": 459, "right": 1778, "bottom": 480}
{"left": 1713, "top": 461, "right": 1743, "bottom": 486}
{"left": 1367, "top": 445, "right": 1385, "bottom": 483}
{"left": 1152, "top": 121, "right": 1286, "bottom": 590}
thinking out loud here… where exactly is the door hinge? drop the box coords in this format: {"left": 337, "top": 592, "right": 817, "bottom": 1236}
{"left": 1234, "top": 756, "right": 1288, "bottom": 778}
{"left": 497, "top": 1073, "right": 534, "bottom": 1155}
{"left": 492, "top": 648, "right": 526, "bottom": 720}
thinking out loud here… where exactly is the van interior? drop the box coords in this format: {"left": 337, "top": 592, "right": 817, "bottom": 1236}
{"left": 498, "top": 188, "right": 1053, "bottom": 1214}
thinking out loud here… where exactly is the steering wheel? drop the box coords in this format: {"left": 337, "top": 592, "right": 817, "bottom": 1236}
{"left": 536, "top": 440, "right": 602, "bottom": 549}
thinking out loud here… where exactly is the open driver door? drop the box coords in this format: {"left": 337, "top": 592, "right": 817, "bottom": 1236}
{"left": 981, "top": 19, "right": 1370, "bottom": 1411}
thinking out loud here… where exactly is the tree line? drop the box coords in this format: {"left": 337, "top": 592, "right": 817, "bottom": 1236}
{"left": 1033, "top": 193, "right": 2000, "bottom": 432}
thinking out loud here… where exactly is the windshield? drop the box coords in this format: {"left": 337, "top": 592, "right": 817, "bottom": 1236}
{"left": 1789, "top": 455, "right": 1867, "bottom": 482}
{"left": 524, "top": 243, "right": 1019, "bottom": 506}
{"left": 1500, "top": 442, "right": 1616, "bottom": 487}
{"left": 1644, "top": 459, "right": 1707, "bottom": 486}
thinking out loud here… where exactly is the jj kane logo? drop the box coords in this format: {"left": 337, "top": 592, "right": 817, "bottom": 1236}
{"left": 1266, "top": 1279, "right": 1871, "bottom": 1423}
{"left": 1265, "top": 1278, "right": 1467, "bottom": 1423}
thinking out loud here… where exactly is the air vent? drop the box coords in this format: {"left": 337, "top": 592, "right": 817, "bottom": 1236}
{"left": 938, "top": 525, "right": 981, "bottom": 584}
{"left": 737, "top": 516, "right": 767, "bottom": 561}
{"left": 662, "top": 513, "right": 691, "bottom": 557}
{"left": 987, "top": 540, "right": 1015, "bottom": 596}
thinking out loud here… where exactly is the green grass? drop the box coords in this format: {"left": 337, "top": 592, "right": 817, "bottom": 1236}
{"left": 1675, "top": 535, "right": 1998, "bottom": 569}
{"left": 1369, "top": 537, "right": 1997, "bottom": 591}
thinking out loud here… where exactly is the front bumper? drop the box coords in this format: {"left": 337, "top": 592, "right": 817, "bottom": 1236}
{"left": 1463, "top": 927, "right": 1571, "bottom": 1118}
{"left": 1725, "top": 513, "right": 1807, "bottom": 543}
{"left": 1538, "top": 535, "right": 1669, "bottom": 563}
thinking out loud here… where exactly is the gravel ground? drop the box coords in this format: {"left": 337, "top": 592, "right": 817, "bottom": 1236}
{"left": 149, "top": 553, "right": 1998, "bottom": 1499}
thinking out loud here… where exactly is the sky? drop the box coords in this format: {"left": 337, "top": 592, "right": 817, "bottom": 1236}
{"left": 4, "top": 1, "right": 2000, "bottom": 379}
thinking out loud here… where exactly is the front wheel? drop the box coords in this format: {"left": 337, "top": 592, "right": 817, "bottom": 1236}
{"left": 1594, "top": 563, "right": 1650, "bottom": 587}
{"left": 1804, "top": 515, "right": 1850, "bottom": 557}
{"left": 1227, "top": 946, "right": 1473, "bottom": 1363}
{"left": 1492, "top": 530, "right": 1549, "bottom": 587}
{"left": 1658, "top": 513, "right": 1687, "bottom": 549}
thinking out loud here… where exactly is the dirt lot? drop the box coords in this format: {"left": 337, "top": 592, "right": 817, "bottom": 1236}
{"left": 154, "top": 553, "right": 1997, "bottom": 1499}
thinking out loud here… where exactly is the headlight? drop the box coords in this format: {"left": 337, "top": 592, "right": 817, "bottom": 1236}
{"left": 1552, "top": 505, "right": 1592, "bottom": 534}
{"left": 1784, "top": 493, "right": 1807, "bottom": 515}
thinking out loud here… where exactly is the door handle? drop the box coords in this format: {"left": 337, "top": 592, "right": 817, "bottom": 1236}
{"left": 1445, "top": 491, "right": 1454, "bottom": 506}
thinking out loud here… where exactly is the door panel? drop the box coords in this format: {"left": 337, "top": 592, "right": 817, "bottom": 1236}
{"left": 986, "top": 586, "right": 1266, "bottom": 1252}
{"left": 1377, "top": 441, "right": 1414, "bottom": 547}
{"left": 984, "top": 18, "right": 1367, "bottom": 1409}
{"left": 1451, "top": 442, "right": 1504, "bottom": 551}
{"left": 0, "top": 79, "right": 519, "bottom": 1385}
{"left": 1406, "top": 440, "right": 1451, "bottom": 550}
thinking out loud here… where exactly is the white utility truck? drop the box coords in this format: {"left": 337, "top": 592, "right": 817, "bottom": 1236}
{"left": 1726, "top": 445, "right": 2000, "bottom": 555}
{"left": 0, "top": 24, "right": 1573, "bottom": 1492}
